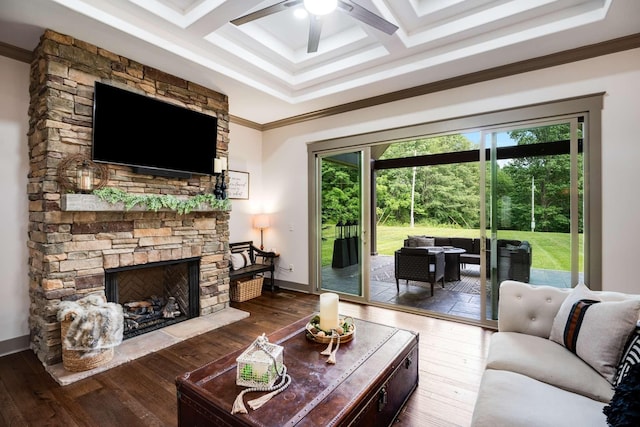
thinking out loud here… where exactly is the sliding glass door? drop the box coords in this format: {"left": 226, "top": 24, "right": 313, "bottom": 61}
{"left": 308, "top": 94, "right": 600, "bottom": 326}
{"left": 481, "top": 118, "right": 583, "bottom": 319}
{"left": 314, "top": 150, "right": 368, "bottom": 299}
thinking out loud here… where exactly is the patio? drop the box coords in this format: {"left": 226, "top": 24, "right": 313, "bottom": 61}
{"left": 322, "top": 255, "right": 574, "bottom": 320}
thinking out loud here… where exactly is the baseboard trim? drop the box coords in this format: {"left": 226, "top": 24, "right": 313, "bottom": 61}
{"left": 275, "top": 279, "right": 310, "bottom": 293}
{"left": 0, "top": 334, "right": 30, "bottom": 357}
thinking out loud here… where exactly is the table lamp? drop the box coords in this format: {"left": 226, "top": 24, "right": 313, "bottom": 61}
{"left": 253, "top": 214, "right": 270, "bottom": 250}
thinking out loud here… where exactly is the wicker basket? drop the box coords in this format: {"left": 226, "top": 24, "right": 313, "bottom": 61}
{"left": 60, "top": 315, "right": 114, "bottom": 372}
{"left": 230, "top": 276, "right": 264, "bottom": 302}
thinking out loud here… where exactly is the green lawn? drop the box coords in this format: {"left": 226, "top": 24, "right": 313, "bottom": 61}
{"left": 322, "top": 224, "right": 583, "bottom": 271}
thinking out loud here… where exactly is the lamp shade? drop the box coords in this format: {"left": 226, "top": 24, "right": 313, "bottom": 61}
{"left": 253, "top": 214, "right": 270, "bottom": 229}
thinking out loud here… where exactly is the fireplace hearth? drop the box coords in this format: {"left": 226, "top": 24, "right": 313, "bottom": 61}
{"left": 105, "top": 258, "right": 201, "bottom": 339}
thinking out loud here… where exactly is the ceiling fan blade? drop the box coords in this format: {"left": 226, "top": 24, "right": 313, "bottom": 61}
{"left": 231, "top": 0, "right": 303, "bottom": 26}
{"left": 337, "top": 0, "right": 398, "bottom": 35}
{"left": 308, "top": 15, "right": 323, "bottom": 53}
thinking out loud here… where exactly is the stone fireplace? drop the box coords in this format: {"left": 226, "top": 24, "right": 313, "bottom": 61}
{"left": 27, "top": 30, "right": 232, "bottom": 366}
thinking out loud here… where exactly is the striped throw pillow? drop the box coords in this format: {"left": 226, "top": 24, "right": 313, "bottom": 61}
{"left": 613, "top": 325, "right": 640, "bottom": 387}
{"left": 549, "top": 283, "right": 640, "bottom": 384}
{"left": 230, "top": 251, "right": 253, "bottom": 270}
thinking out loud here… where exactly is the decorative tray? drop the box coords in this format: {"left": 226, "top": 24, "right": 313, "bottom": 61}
{"left": 305, "top": 315, "right": 355, "bottom": 344}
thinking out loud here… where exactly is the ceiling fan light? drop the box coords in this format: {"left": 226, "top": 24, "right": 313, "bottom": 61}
{"left": 294, "top": 8, "right": 308, "bottom": 19}
{"left": 304, "top": 0, "right": 337, "bottom": 16}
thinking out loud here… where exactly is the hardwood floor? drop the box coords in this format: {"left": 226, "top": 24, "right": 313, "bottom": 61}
{"left": 0, "top": 290, "right": 493, "bottom": 426}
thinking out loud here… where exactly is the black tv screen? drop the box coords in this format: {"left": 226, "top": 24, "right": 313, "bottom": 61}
{"left": 92, "top": 81, "right": 217, "bottom": 177}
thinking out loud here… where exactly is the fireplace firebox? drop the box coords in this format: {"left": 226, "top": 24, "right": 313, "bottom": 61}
{"left": 105, "top": 257, "right": 200, "bottom": 339}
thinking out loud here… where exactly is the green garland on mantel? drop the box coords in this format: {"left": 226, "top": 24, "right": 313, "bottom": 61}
{"left": 92, "top": 187, "right": 231, "bottom": 214}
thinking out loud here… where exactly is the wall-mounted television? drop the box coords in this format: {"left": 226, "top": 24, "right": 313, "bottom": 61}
{"left": 92, "top": 81, "right": 217, "bottom": 178}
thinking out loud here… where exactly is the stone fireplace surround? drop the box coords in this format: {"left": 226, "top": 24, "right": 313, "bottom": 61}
{"left": 28, "top": 30, "right": 232, "bottom": 367}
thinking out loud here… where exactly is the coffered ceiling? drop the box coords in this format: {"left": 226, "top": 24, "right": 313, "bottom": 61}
{"left": 1, "top": 0, "right": 639, "bottom": 125}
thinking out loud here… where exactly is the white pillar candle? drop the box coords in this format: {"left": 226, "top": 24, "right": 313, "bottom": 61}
{"left": 213, "top": 158, "right": 222, "bottom": 173}
{"left": 319, "top": 293, "right": 339, "bottom": 331}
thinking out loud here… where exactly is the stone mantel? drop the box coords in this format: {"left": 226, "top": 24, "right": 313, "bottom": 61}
{"left": 60, "top": 194, "right": 230, "bottom": 212}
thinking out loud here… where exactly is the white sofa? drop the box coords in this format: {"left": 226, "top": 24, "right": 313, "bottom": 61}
{"left": 471, "top": 280, "right": 640, "bottom": 427}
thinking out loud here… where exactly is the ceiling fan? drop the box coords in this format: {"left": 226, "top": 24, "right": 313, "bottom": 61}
{"left": 231, "top": 0, "right": 399, "bottom": 53}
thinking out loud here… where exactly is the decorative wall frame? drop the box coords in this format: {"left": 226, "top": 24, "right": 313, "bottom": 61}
{"left": 57, "top": 154, "right": 109, "bottom": 193}
{"left": 228, "top": 170, "right": 249, "bottom": 199}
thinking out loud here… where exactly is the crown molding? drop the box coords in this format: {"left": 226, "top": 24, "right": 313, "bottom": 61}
{"left": 260, "top": 33, "right": 640, "bottom": 131}
{"left": 3, "top": 33, "right": 639, "bottom": 132}
{"left": 229, "top": 115, "right": 261, "bottom": 130}
{"left": 0, "top": 41, "right": 33, "bottom": 63}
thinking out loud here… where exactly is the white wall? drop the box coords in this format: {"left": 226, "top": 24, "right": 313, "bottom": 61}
{"left": 228, "top": 123, "right": 266, "bottom": 244}
{"left": 261, "top": 48, "right": 640, "bottom": 294}
{"left": 228, "top": 122, "right": 293, "bottom": 284}
{"left": 0, "top": 56, "right": 30, "bottom": 351}
{"left": 3, "top": 47, "right": 640, "bottom": 350}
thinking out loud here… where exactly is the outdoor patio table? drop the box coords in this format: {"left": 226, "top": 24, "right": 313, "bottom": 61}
{"left": 420, "top": 246, "right": 466, "bottom": 282}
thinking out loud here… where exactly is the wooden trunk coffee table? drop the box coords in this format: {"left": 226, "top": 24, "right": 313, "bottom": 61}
{"left": 175, "top": 315, "right": 419, "bottom": 426}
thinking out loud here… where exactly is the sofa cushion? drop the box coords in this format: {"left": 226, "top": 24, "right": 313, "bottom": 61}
{"left": 613, "top": 324, "right": 640, "bottom": 387}
{"left": 498, "top": 281, "right": 570, "bottom": 338}
{"left": 406, "top": 235, "right": 434, "bottom": 247}
{"left": 470, "top": 369, "right": 608, "bottom": 427}
{"left": 449, "top": 237, "right": 474, "bottom": 253}
{"left": 405, "top": 235, "right": 418, "bottom": 247}
{"left": 487, "top": 332, "right": 614, "bottom": 402}
{"left": 549, "top": 283, "right": 640, "bottom": 383}
{"left": 433, "top": 236, "right": 451, "bottom": 246}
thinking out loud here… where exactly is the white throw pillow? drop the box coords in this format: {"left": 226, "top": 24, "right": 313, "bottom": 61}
{"left": 230, "top": 251, "right": 252, "bottom": 270}
{"left": 549, "top": 283, "right": 640, "bottom": 383}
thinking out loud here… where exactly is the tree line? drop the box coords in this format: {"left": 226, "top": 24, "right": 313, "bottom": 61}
{"left": 321, "top": 124, "right": 582, "bottom": 233}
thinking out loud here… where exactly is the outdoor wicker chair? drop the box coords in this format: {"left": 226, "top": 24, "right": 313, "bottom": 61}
{"left": 394, "top": 247, "right": 445, "bottom": 296}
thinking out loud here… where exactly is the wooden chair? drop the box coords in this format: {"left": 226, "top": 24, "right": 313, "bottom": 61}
{"left": 394, "top": 247, "right": 445, "bottom": 296}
